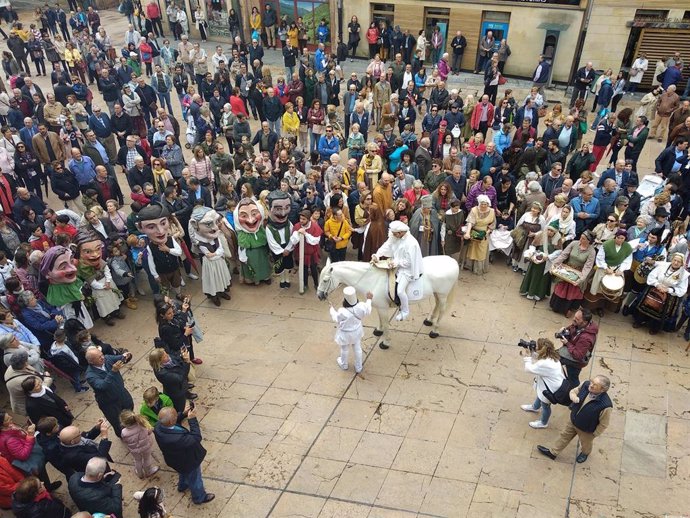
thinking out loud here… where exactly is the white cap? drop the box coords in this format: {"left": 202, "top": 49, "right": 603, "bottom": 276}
{"left": 343, "top": 286, "right": 357, "bottom": 306}
{"left": 389, "top": 221, "right": 409, "bottom": 233}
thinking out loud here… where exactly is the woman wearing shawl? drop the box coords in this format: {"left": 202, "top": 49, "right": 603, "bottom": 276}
{"left": 520, "top": 220, "right": 562, "bottom": 301}
{"left": 632, "top": 253, "right": 688, "bottom": 334}
{"left": 549, "top": 231, "right": 596, "bottom": 317}
{"left": 234, "top": 198, "right": 272, "bottom": 285}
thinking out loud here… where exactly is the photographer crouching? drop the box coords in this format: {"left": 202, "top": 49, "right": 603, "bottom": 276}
{"left": 555, "top": 309, "right": 598, "bottom": 385}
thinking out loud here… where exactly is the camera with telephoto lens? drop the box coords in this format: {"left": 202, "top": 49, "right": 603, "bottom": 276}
{"left": 517, "top": 339, "right": 537, "bottom": 352}
{"left": 554, "top": 329, "right": 571, "bottom": 340}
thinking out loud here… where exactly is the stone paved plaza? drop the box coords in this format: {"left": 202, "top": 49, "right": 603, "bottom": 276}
{"left": 1, "top": 8, "right": 689, "bottom": 517}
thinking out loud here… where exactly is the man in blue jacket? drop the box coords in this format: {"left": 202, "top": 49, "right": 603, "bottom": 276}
{"left": 571, "top": 186, "right": 600, "bottom": 235}
{"left": 532, "top": 55, "right": 551, "bottom": 95}
{"left": 154, "top": 406, "right": 215, "bottom": 504}
{"left": 654, "top": 137, "right": 689, "bottom": 178}
{"left": 318, "top": 125, "right": 340, "bottom": 163}
{"left": 84, "top": 347, "right": 133, "bottom": 438}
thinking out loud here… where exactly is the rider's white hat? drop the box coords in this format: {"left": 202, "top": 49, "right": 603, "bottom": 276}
{"left": 389, "top": 221, "right": 409, "bottom": 233}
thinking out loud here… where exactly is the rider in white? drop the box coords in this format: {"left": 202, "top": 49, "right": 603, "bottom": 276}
{"left": 371, "top": 220, "right": 423, "bottom": 321}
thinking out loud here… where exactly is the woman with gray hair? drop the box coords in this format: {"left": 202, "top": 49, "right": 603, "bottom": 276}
{"left": 3, "top": 349, "right": 53, "bottom": 415}
{"left": 0, "top": 311, "right": 43, "bottom": 373}
{"left": 17, "top": 290, "right": 64, "bottom": 351}
{"left": 516, "top": 171, "right": 539, "bottom": 205}
{"left": 517, "top": 180, "right": 547, "bottom": 219}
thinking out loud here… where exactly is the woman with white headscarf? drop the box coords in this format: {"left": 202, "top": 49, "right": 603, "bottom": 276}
{"left": 632, "top": 252, "right": 688, "bottom": 335}
{"left": 464, "top": 194, "right": 495, "bottom": 275}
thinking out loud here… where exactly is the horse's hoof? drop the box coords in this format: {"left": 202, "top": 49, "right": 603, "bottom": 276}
{"left": 423, "top": 319, "right": 433, "bottom": 327}
{"left": 379, "top": 342, "right": 390, "bottom": 350}
{"left": 373, "top": 329, "right": 384, "bottom": 337}
{"left": 429, "top": 331, "right": 439, "bottom": 339}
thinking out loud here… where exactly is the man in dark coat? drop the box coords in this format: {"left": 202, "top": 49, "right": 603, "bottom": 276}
{"left": 22, "top": 376, "right": 74, "bottom": 428}
{"left": 68, "top": 457, "right": 123, "bottom": 517}
{"left": 84, "top": 347, "right": 134, "bottom": 437}
{"left": 127, "top": 156, "right": 154, "bottom": 189}
{"left": 58, "top": 420, "right": 114, "bottom": 478}
{"left": 85, "top": 165, "right": 124, "bottom": 208}
{"left": 154, "top": 406, "right": 215, "bottom": 504}
{"left": 537, "top": 375, "right": 612, "bottom": 464}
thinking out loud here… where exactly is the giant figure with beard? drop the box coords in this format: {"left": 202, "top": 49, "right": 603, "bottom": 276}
{"left": 76, "top": 231, "right": 125, "bottom": 326}
{"left": 189, "top": 206, "right": 232, "bottom": 306}
{"left": 266, "top": 190, "right": 295, "bottom": 289}
{"left": 40, "top": 245, "right": 94, "bottom": 330}
{"left": 234, "top": 198, "right": 272, "bottom": 285}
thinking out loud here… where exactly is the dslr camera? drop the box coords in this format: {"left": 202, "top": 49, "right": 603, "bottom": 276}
{"left": 554, "top": 328, "right": 571, "bottom": 341}
{"left": 517, "top": 339, "right": 537, "bottom": 352}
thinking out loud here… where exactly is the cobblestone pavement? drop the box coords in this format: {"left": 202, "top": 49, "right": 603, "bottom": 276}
{"left": 1, "top": 8, "right": 688, "bottom": 518}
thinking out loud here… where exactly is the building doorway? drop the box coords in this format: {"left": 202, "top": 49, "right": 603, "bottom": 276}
{"left": 424, "top": 7, "right": 450, "bottom": 63}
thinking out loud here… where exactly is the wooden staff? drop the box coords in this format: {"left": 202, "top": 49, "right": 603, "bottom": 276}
{"left": 298, "top": 231, "right": 305, "bottom": 294}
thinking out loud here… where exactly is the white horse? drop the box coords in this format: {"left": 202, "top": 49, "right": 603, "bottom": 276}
{"left": 317, "top": 256, "right": 459, "bottom": 349}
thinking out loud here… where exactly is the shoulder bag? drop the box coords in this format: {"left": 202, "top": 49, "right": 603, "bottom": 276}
{"left": 325, "top": 221, "right": 343, "bottom": 253}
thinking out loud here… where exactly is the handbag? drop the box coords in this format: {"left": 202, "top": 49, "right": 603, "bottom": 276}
{"left": 498, "top": 75, "right": 507, "bottom": 85}
{"left": 11, "top": 442, "right": 45, "bottom": 475}
{"left": 325, "top": 221, "right": 343, "bottom": 253}
{"left": 542, "top": 376, "right": 573, "bottom": 406}
{"left": 470, "top": 229, "right": 486, "bottom": 241}
{"left": 299, "top": 123, "right": 308, "bottom": 132}
{"left": 630, "top": 68, "right": 639, "bottom": 77}
{"left": 312, "top": 124, "right": 323, "bottom": 134}
{"left": 640, "top": 287, "right": 668, "bottom": 312}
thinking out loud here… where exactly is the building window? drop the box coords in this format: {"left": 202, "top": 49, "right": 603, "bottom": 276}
{"left": 371, "top": 3, "right": 394, "bottom": 26}
{"left": 633, "top": 9, "right": 669, "bottom": 21}
{"left": 683, "top": 11, "right": 690, "bottom": 21}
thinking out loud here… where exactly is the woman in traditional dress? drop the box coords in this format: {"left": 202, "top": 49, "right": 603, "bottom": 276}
{"left": 543, "top": 193, "right": 567, "bottom": 225}
{"left": 549, "top": 231, "right": 596, "bottom": 317}
{"left": 234, "top": 198, "right": 272, "bottom": 285}
{"left": 463, "top": 194, "right": 496, "bottom": 275}
{"left": 511, "top": 201, "right": 545, "bottom": 273}
{"left": 632, "top": 253, "right": 688, "bottom": 334}
{"left": 520, "top": 220, "right": 561, "bottom": 301}
{"left": 441, "top": 199, "right": 464, "bottom": 263}
{"left": 551, "top": 204, "right": 576, "bottom": 247}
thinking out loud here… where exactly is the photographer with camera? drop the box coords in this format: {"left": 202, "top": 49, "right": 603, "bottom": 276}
{"left": 555, "top": 308, "right": 598, "bottom": 385}
{"left": 538, "top": 375, "right": 612, "bottom": 464}
{"left": 85, "top": 346, "right": 134, "bottom": 438}
{"left": 520, "top": 338, "right": 566, "bottom": 429}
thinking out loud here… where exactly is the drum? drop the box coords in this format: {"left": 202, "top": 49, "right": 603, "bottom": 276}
{"left": 601, "top": 274, "right": 625, "bottom": 299}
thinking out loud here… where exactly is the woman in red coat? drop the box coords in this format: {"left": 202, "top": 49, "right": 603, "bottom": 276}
{"left": 139, "top": 38, "right": 154, "bottom": 76}
{"left": 0, "top": 455, "right": 24, "bottom": 509}
{"left": 0, "top": 411, "right": 60, "bottom": 492}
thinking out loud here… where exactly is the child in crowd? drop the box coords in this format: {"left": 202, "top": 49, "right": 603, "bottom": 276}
{"left": 329, "top": 286, "right": 373, "bottom": 374}
{"left": 120, "top": 409, "right": 159, "bottom": 479}
{"left": 50, "top": 328, "right": 88, "bottom": 392}
{"left": 127, "top": 234, "right": 150, "bottom": 296}
{"left": 130, "top": 185, "right": 152, "bottom": 206}
{"left": 27, "top": 223, "right": 53, "bottom": 252}
{"left": 107, "top": 243, "right": 137, "bottom": 310}
{"left": 52, "top": 214, "right": 78, "bottom": 241}
{"left": 140, "top": 386, "right": 174, "bottom": 426}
